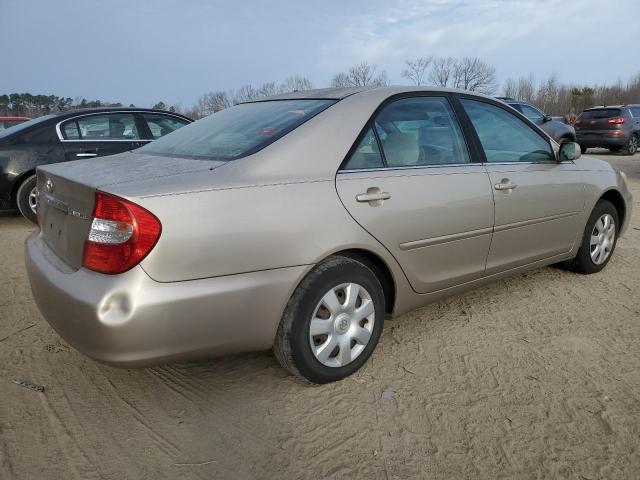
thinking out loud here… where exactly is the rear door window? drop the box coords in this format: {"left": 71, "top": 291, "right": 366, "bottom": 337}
{"left": 343, "top": 96, "right": 470, "bottom": 169}
{"left": 61, "top": 113, "right": 141, "bottom": 140}
{"left": 629, "top": 107, "right": 640, "bottom": 118}
{"left": 141, "top": 114, "right": 189, "bottom": 139}
{"left": 342, "top": 128, "right": 384, "bottom": 170}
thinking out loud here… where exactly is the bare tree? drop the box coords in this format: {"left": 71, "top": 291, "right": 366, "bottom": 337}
{"left": 279, "top": 75, "right": 314, "bottom": 93}
{"left": 331, "top": 72, "right": 351, "bottom": 88}
{"left": 190, "top": 91, "right": 232, "bottom": 118}
{"left": 517, "top": 74, "right": 536, "bottom": 103}
{"left": 402, "top": 56, "right": 433, "bottom": 86}
{"left": 536, "top": 73, "right": 559, "bottom": 111}
{"left": 257, "top": 82, "right": 279, "bottom": 98}
{"left": 428, "top": 57, "right": 457, "bottom": 88}
{"left": 452, "top": 57, "right": 498, "bottom": 94}
{"left": 233, "top": 84, "right": 259, "bottom": 104}
{"left": 331, "top": 62, "right": 389, "bottom": 88}
{"left": 503, "top": 78, "right": 518, "bottom": 98}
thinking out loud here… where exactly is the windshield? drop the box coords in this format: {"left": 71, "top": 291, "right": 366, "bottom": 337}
{"left": 138, "top": 99, "right": 335, "bottom": 160}
{"left": 0, "top": 114, "right": 56, "bottom": 140}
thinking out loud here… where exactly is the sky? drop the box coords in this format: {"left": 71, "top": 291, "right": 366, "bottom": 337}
{"left": 1, "top": 0, "right": 638, "bottom": 108}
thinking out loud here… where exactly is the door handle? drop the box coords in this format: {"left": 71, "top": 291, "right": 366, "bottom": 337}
{"left": 494, "top": 179, "right": 517, "bottom": 191}
{"left": 356, "top": 188, "right": 391, "bottom": 206}
{"left": 76, "top": 152, "right": 98, "bottom": 158}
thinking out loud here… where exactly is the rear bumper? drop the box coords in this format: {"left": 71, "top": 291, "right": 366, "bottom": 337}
{"left": 577, "top": 132, "right": 629, "bottom": 148}
{"left": 25, "top": 232, "right": 307, "bottom": 367}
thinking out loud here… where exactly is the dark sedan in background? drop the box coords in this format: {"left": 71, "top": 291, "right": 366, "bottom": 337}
{"left": 0, "top": 107, "right": 191, "bottom": 222}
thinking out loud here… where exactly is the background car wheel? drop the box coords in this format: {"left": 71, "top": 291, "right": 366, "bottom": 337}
{"left": 274, "top": 256, "right": 385, "bottom": 384}
{"left": 579, "top": 144, "right": 588, "bottom": 154}
{"left": 16, "top": 175, "right": 38, "bottom": 224}
{"left": 624, "top": 134, "right": 638, "bottom": 155}
{"left": 609, "top": 146, "right": 622, "bottom": 153}
{"left": 562, "top": 199, "right": 619, "bottom": 274}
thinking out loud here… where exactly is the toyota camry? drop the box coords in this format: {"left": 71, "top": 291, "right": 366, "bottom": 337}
{"left": 25, "top": 87, "right": 633, "bottom": 383}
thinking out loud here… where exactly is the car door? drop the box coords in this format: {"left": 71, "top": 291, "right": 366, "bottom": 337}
{"left": 459, "top": 97, "right": 584, "bottom": 274}
{"left": 59, "top": 112, "right": 144, "bottom": 161}
{"left": 336, "top": 95, "right": 494, "bottom": 294}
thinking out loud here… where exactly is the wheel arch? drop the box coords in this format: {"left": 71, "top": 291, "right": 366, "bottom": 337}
{"left": 599, "top": 189, "right": 627, "bottom": 230}
{"left": 11, "top": 168, "right": 36, "bottom": 205}
{"left": 330, "top": 248, "right": 397, "bottom": 318}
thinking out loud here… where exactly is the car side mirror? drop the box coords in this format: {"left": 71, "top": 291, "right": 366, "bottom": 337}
{"left": 559, "top": 141, "right": 581, "bottom": 162}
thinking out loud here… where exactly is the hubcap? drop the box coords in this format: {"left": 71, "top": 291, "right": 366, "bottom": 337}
{"left": 629, "top": 136, "right": 638, "bottom": 154}
{"left": 309, "top": 283, "right": 375, "bottom": 368}
{"left": 590, "top": 213, "right": 615, "bottom": 265}
{"left": 28, "top": 187, "right": 38, "bottom": 214}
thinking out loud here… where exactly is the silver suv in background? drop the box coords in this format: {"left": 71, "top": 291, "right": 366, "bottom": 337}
{"left": 497, "top": 97, "right": 576, "bottom": 144}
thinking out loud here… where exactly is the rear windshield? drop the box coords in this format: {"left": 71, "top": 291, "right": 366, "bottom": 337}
{"left": 0, "top": 114, "right": 55, "bottom": 139}
{"left": 579, "top": 109, "right": 621, "bottom": 120}
{"left": 138, "top": 99, "right": 336, "bottom": 160}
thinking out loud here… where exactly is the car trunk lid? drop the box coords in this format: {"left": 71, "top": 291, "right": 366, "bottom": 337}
{"left": 36, "top": 152, "right": 225, "bottom": 271}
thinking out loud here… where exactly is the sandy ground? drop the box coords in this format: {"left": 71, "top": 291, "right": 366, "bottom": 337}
{"left": 1, "top": 150, "right": 639, "bottom": 480}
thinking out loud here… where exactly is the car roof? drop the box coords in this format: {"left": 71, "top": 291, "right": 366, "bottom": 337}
{"left": 249, "top": 86, "right": 496, "bottom": 103}
{"left": 44, "top": 107, "right": 192, "bottom": 121}
{"left": 583, "top": 106, "right": 624, "bottom": 111}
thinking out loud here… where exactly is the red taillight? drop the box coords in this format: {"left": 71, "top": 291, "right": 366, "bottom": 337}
{"left": 607, "top": 116, "right": 625, "bottom": 124}
{"left": 82, "top": 192, "right": 161, "bottom": 274}
{"left": 574, "top": 119, "right": 582, "bottom": 126}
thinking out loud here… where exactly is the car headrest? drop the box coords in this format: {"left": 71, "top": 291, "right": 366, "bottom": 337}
{"left": 383, "top": 132, "right": 419, "bottom": 166}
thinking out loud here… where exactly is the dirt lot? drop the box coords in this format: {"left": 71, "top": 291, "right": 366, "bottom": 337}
{"left": 1, "top": 151, "right": 639, "bottom": 480}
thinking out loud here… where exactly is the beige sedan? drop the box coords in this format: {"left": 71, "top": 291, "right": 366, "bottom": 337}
{"left": 25, "top": 87, "right": 632, "bottom": 383}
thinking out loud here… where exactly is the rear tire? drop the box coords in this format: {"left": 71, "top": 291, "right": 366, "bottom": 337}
{"left": 273, "top": 256, "right": 385, "bottom": 384}
{"left": 562, "top": 200, "right": 619, "bottom": 274}
{"left": 579, "top": 144, "right": 588, "bottom": 154}
{"left": 16, "top": 175, "right": 37, "bottom": 224}
{"left": 624, "top": 134, "right": 638, "bottom": 155}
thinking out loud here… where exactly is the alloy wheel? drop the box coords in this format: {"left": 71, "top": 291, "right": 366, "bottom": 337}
{"left": 28, "top": 187, "right": 38, "bottom": 214}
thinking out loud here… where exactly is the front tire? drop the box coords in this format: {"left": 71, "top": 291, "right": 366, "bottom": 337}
{"left": 274, "top": 256, "right": 385, "bottom": 383}
{"left": 563, "top": 200, "right": 619, "bottom": 274}
{"left": 16, "top": 175, "right": 38, "bottom": 224}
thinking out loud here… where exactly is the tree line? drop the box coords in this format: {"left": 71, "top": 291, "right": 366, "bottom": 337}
{"left": 2, "top": 58, "right": 638, "bottom": 119}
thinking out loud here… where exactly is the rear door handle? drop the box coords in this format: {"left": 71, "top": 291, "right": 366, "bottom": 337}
{"left": 356, "top": 188, "right": 391, "bottom": 206}
{"left": 356, "top": 192, "right": 391, "bottom": 202}
{"left": 494, "top": 179, "right": 517, "bottom": 191}
{"left": 76, "top": 152, "right": 97, "bottom": 158}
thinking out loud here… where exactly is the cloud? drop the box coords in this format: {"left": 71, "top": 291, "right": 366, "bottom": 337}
{"left": 1, "top": 0, "right": 637, "bottom": 105}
